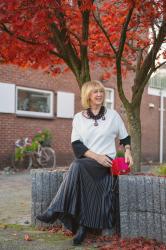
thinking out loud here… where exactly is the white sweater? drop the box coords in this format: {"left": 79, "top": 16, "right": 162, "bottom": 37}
{"left": 71, "top": 109, "right": 128, "bottom": 159}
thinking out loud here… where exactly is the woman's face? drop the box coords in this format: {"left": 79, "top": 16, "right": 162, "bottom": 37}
{"left": 89, "top": 87, "right": 105, "bottom": 107}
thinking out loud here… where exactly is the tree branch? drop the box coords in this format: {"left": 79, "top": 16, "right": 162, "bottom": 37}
{"left": 80, "top": 9, "right": 91, "bottom": 83}
{"left": 135, "top": 49, "right": 143, "bottom": 79}
{"left": 92, "top": 7, "right": 117, "bottom": 55}
{"left": 50, "top": 21, "right": 81, "bottom": 80}
{"left": 122, "top": 57, "right": 136, "bottom": 72}
{"left": 0, "top": 23, "right": 41, "bottom": 45}
{"left": 49, "top": 49, "right": 63, "bottom": 59}
{"left": 137, "top": 20, "right": 165, "bottom": 82}
{"left": 69, "top": 31, "right": 81, "bottom": 45}
{"left": 131, "top": 67, "right": 154, "bottom": 108}
{"left": 154, "top": 61, "right": 166, "bottom": 71}
{"left": 126, "top": 41, "right": 148, "bottom": 52}
{"left": 132, "top": 19, "right": 166, "bottom": 106}
{"left": 151, "top": 23, "right": 157, "bottom": 41}
{"left": 115, "top": 4, "right": 135, "bottom": 108}
{"left": 117, "top": 4, "right": 135, "bottom": 61}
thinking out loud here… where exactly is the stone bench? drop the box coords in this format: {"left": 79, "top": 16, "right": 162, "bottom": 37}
{"left": 31, "top": 169, "right": 166, "bottom": 243}
{"left": 119, "top": 175, "right": 166, "bottom": 243}
{"left": 31, "top": 168, "right": 68, "bottom": 227}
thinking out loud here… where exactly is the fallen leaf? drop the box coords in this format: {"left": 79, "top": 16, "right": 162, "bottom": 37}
{"left": 62, "top": 229, "right": 73, "bottom": 236}
{"left": 24, "top": 234, "right": 32, "bottom": 241}
{"left": 0, "top": 224, "right": 7, "bottom": 229}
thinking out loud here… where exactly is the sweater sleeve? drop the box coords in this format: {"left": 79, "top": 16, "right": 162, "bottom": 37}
{"left": 71, "top": 114, "right": 81, "bottom": 142}
{"left": 71, "top": 140, "right": 89, "bottom": 158}
{"left": 119, "top": 135, "right": 131, "bottom": 146}
{"left": 116, "top": 112, "right": 129, "bottom": 140}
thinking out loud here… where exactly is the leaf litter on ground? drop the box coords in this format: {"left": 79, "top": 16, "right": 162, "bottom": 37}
{"left": 38, "top": 225, "right": 166, "bottom": 249}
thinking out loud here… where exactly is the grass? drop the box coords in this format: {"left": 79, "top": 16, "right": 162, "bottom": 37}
{"left": 0, "top": 223, "right": 166, "bottom": 250}
{"left": 0, "top": 223, "right": 96, "bottom": 250}
{"left": 157, "top": 164, "right": 166, "bottom": 176}
{"left": 152, "top": 164, "right": 166, "bottom": 176}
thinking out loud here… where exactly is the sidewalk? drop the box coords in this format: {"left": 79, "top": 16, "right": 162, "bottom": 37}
{"left": 0, "top": 170, "right": 31, "bottom": 225}
{"left": 0, "top": 170, "right": 80, "bottom": 250}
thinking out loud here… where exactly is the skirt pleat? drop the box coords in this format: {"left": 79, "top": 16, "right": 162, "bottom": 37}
{"left": 47, "top": 158, "right": 116, "bottom": 231}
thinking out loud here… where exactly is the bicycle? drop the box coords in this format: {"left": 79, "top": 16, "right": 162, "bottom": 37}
{"left": 11, "top": 137, "right": 56, "bottom": 170}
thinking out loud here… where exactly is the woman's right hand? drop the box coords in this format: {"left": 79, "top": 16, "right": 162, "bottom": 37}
{"left": 84, "top": 150, "right": 112, "bottom": 167}
{"left": 95, "top": 154, "right": 112, "bottom": 168}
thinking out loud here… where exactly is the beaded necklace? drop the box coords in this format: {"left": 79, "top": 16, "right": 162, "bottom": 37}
{"left": 87, "top": 106, "right": 106, "bottom": 126}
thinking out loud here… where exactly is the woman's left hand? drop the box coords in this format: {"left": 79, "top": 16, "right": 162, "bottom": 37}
{"left": 125, "top": 149, "right": 133, "bottom": 167}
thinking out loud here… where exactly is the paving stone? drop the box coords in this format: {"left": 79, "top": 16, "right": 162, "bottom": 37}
{"left": 0, "top": 172, "right": 31, "bottom": 225}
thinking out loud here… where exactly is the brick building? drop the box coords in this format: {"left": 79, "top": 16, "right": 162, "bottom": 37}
{"left": 0, "top": 64, "right": 166, "bottom": 169}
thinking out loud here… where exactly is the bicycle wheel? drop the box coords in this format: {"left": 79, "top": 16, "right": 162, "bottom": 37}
{"left": 11, "top": 152, "right": 32, "bottom": 170}
{"left": 31, "top": 153, "right": 41, "bottom": 168}
{"left": 37, "top": 147, "right": 56, "bottom": 168}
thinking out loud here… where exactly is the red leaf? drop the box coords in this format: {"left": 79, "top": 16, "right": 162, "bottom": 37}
{"left": 24, "top": 234, "right": 32, "bottom": 241}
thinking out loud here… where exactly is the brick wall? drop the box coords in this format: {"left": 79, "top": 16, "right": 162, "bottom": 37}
{"left": 0, "top": 64, "right": 165, "bottom": 168}
{"left": 141, "top": 89, "right": 160, "bottom": 162}
{"left": 0, "top": 64, "right": 81, "bottom": 168}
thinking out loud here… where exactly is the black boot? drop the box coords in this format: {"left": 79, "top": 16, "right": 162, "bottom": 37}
{"left": 36, "top": 209, "right": 57, "bottom": 224}
{"left": 73, "top": 225, "right": 87, "bottom": 245}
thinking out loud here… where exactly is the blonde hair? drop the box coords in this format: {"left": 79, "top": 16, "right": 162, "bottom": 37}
{"left": 81, "top": 80, "right": 105, "bottom": 109}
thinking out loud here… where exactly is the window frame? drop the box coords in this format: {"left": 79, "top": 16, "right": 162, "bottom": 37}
{"left": 15, "top": 86, "right": 54, "bottom": 118}
{"left": 105, "top": 87, "right": 114, "bottom": 109}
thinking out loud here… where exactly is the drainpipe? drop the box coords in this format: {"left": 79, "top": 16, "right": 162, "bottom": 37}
{"left": 159, "top": 90, "right": 164, "bottom": 164}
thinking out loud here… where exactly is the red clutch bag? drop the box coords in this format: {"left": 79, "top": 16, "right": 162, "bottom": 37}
{"left": 110, "top": 157, "right": 131, "bottom": 176}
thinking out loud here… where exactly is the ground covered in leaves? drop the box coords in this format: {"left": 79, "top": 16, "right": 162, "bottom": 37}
{"left": 0, "top": 224, "right": 166, "bottom": 250}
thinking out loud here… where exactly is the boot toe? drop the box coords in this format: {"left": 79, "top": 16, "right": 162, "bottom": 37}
{"left": 72, "top": 225, "right": 87, "bottom": 245}
{"left": 36, "top": 210, "right": 55, "bottom": 224}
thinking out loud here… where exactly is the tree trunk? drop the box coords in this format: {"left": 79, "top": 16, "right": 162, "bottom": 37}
{"left": 116, "top": 63, "right": 142, "bottom": 172}
{"left": 76, "top": 71, "right": 91, "bottom": 89}
{"left": 126, "top": 106, "right": 141, "bottom": 172}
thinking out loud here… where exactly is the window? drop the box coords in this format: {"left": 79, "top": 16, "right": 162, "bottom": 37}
{"left": 148, "top": 68, "right": 166, "bottom": 97}
{"left": 16, "top": 87, "right": 54, "bottom": 118}
{"left": 105, "top": 88, "right": 114, "bottom": 109}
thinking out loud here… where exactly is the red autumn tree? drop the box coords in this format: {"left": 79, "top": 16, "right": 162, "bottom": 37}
{"left": 0, "top": 0, "right": 165, "bottom": 170}
{"left": 92, "top": 0, "right": 166, "bottom": 170}
{"left": 0, "top": 0, "right": 94, "bottom": 86}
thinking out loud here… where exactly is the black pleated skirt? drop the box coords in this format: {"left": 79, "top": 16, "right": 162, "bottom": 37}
{"left": 47, "top": 158, "right": 118, "bottom": 232}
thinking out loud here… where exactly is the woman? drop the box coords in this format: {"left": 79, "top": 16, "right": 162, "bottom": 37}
{"left": 37, "top": 80, "right": 133, "bottom": 245}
